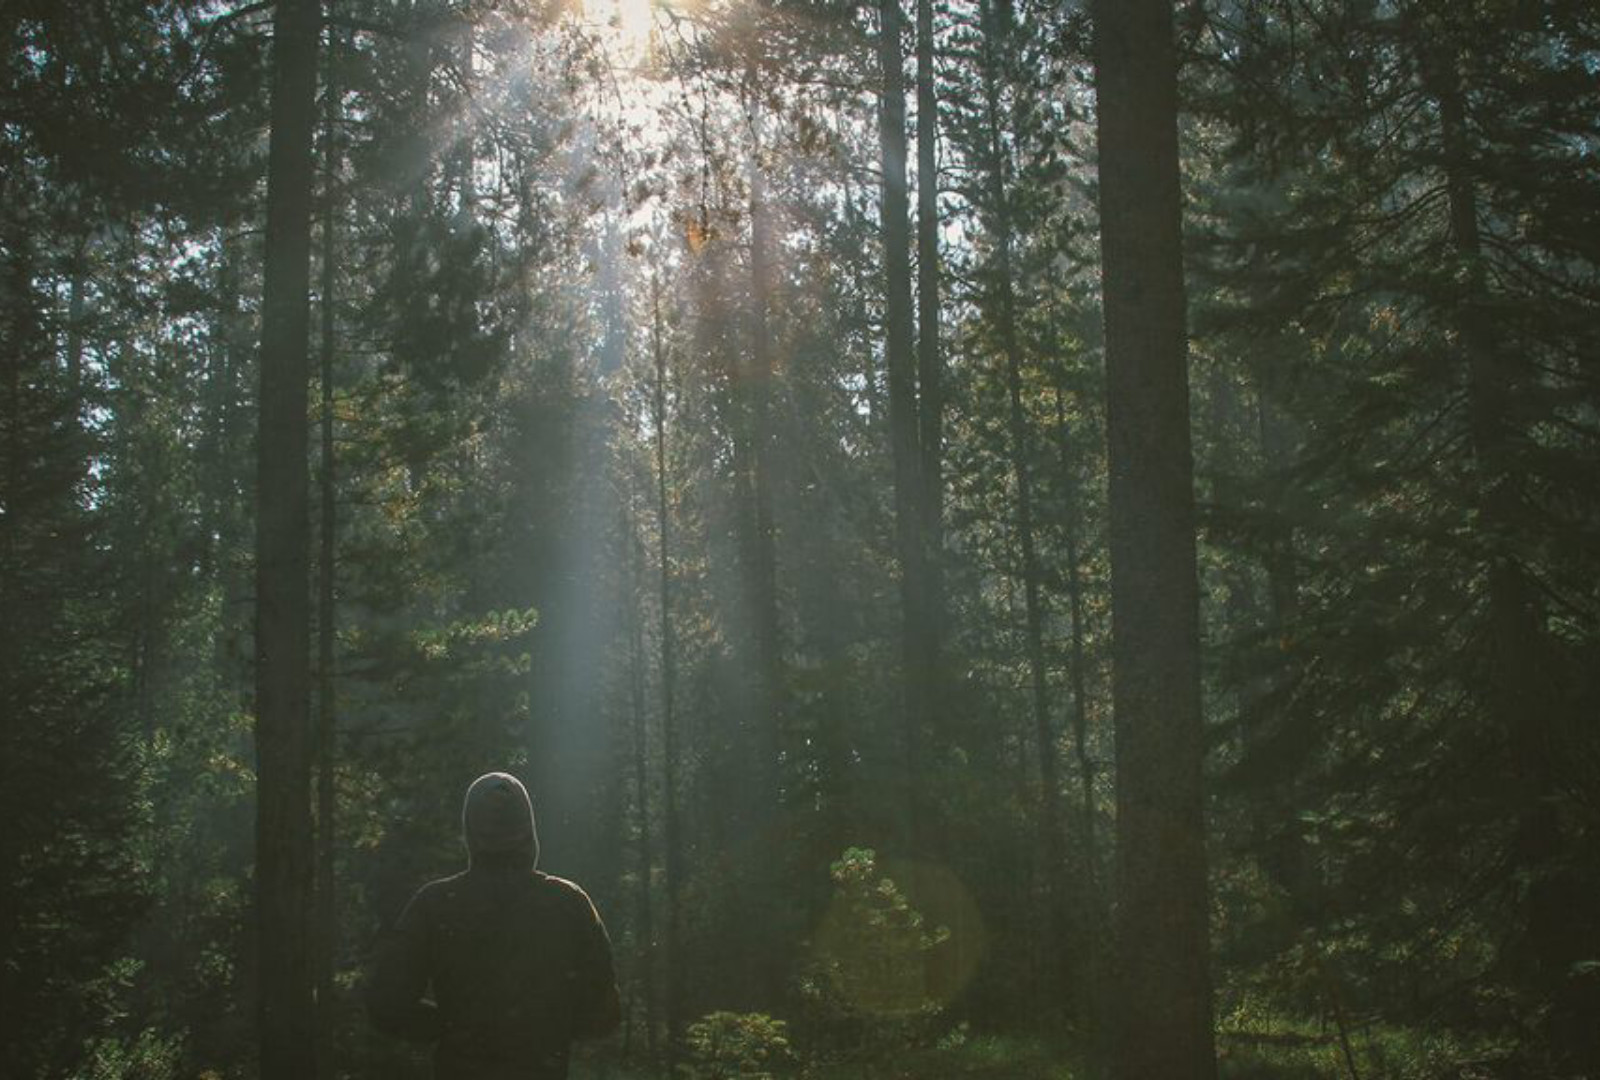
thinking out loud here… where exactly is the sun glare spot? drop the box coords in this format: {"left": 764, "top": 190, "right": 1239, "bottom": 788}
{"left": 581, "top": 0, "right": 655, "bottom": 65}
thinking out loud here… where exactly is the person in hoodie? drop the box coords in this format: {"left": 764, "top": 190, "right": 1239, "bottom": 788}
{"left": 368, "top": 771, "right": 621, "bottom": 1079}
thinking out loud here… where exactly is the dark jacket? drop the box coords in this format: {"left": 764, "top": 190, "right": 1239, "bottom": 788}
{"left": 368, "top": 773, "right": 621, "bottom": 1079}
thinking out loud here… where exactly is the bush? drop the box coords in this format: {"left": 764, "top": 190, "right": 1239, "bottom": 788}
{"left": 681, "top": 1011, "right": 796, "bottom": 1079}
{"left": 799, "top": 848, "right": 949, "bottom": 1060}
{"left": 72, "top": 1028, "right": 186, "bottom": 1080}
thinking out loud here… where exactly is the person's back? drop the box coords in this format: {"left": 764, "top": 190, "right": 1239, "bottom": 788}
{"left": 368, "top": 773, "right": 621, "bottom": 1080}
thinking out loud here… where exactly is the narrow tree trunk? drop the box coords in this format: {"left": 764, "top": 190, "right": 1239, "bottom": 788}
{"left": 211, "top": 226, "right": 252, "bottom": 696}
{"left": 449, "top": 13, "right": 476, "bottom": 218}
{"left": 813, "top": 549, "right": 854, "bottom": 820}
{"left": 197, "top": 241, "right": 233, "bottom": 586}
{"left": 979, "top": 0, "right": 1064, "bottom": 1003}
{"left": 314, "top": 14, "right": 341, "bottom": 1077}
{"left": 1055, "top": 386, "right": 1103, "bottom": 1038}
{"left": 747, "top": 146, "right": 780, "bottom": 773}
{"left": 629, "top": 641, "right": 659, "bottom": 1066}
{"left": 876, "top": 0, "right": 931, "bottom": 863}
{"left": 915, "top": 0, "right": 945, "bottom": 632}
{"left": 837, "top": 151, "right": 884, "bottom": 426}
{"left": 1054, "top": 391, "right": 1098, "bottom": 885}
{"left": 254, "top": 0, "right": 319, "bottom": 1075}
{"left": 1093, "top": 1, "right": 1217, "bottom": 1076}
{"left": 623, "top": 496, "right": 659, "bottom": 1065}
{"left": 652, "top": 271, "right": 686, "bottom": 1070}
{"left": 745, "top": 129, "right": 786, "bottom": 1008}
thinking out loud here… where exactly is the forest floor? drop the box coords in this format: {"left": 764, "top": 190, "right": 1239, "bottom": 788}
{"left": 565, "top": 1020, "right": 1506, "bottom": 1080}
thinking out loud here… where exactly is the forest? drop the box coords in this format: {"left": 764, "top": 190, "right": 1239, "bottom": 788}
{"left": 2, "top": 0, "right": 1598, "bottom": 1077}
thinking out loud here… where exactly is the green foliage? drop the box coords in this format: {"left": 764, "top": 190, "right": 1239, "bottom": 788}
{"left": 820, "top": 847, "right": 946, "bottom": 1013}
{"left": 72, "top": 1028, "right": 185, "bottom": 1080}
{"left": 0, "top": 214, "right": 152, "bottom": 1080}
{"left": 681, "top": 1012, "right": 795, "bottom": 1080}
{"left": 797, "top": 848, "right": 951, "bottom": 1061}
{"left": 1216, "top": 1009, "right": 1513, "bottom": 1080}
{"left": 412, "top": 606, "right": 539, "bottom": 665}
{"left": 1187, "top": 1, "right": 1600, "bottom": 1071}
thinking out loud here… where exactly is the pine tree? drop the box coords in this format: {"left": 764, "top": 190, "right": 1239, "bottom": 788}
{"left": 253, "top": 0, "right": 320, "bottom": 1073}
{"left": 1094, "top": 0, "right": 1217, "bottom": 1074}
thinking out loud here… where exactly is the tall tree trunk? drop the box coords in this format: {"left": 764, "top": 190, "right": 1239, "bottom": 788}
{"left": 979, "top": 0, "right": 1064, "bottom": 1003}
{"left": 212, "top": 226, "right": 253, "bottom": 698}
{"left": 1054, "top": 391, "right": 1098, "bottom": 886}
{"left": 254, "top": 0, "right": 320, "bottom": 1075}
{"left": 747, "top": 141, "right": 780, "bottom": 782}
{"left": 876, "top": 0, "right": 931, "bottom": 862}
{"left": 651, "top": 271, "right": 686, "bottom": 1071}
{"left": 744, "top": 124, "right": 785, "bottom": 1007}
{"left": 314, "top": 13, "right": 341, "bottom": 1077}
{"left": 626, "top": 526, "right": 659, "bottom": 1065}
{"left": 1093, "top": 1, "right": 1217, "bottom": 1076}
{"left": 1055, "top": 386, "right": 1103, "bottom": 1036}
{"left": 915, "top": 0, "right": 945, "bottom": 637}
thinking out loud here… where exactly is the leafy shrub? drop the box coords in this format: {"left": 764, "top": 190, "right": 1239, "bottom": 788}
{"left": 73, "top": 1028, "right": 185, "bottom": 1080}
{"left": 798, "top": 846, "right": 951, "bottom": 1062}
{"left": 681, "top": 1011, "right": 795, "bottom": 1079}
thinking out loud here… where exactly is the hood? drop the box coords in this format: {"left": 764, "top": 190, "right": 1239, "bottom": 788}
{"left": 462, "top": 771, "right": 539, "bottom": 867}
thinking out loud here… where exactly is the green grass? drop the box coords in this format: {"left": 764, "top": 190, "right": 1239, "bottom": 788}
{"left": 1217, "top": 1016, "right": 1511, "bottom": 1080}
{"left": 790, "top": 1034, "right": 1081, "bottom": 1080}
{"left": 576, "top": 1013, "right": 1510, "bottom": 1080}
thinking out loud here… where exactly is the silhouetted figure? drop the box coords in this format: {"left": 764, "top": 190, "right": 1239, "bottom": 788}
{"left": 368, "top": 772, "right": 621, "bottom": 1079}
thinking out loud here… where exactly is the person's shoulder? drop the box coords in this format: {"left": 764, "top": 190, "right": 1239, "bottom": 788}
{"left": 415, "top": 869, "right": 470, "bottom": 897}
{"left": 402, "top": 871, "right": 469, "bottom": 917}
{"left": 533, "top": 870, "right": 592, "bottom": 899}
{"left": 533, "top": 871, "right": 600, "bottom": 914}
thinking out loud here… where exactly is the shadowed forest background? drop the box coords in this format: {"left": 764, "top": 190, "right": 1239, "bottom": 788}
{"left": 2, "top": 0, "right": 1599, "bottom": 1077}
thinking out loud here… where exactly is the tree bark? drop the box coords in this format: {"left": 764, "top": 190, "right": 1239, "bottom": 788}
{"left": 651, "top": 271, "right": 686, "bottom": 1070}
{"left": 915, "top": 0, "right": 944, "bottom": 621}
{"left": 254, "top": 0, "right": 320, "bottom": 1075}
{"left": 978, "top": 0, "right": 1064, "bottom": 1003}
{"left": 1054, "top": 389, "right": 1098, "bottom": 887}
{"left": 1055, "top": 385, "right": 1104, "bottom": 1036}
{"left": 624, "top": 497, "right": 659, "bottom": 1065}
{"left": 876, "top": 0, "right": 932, "bottom": 862}
{"left": 1093, "top": 0, "right": 1217, "bottom": 1076}
{"left": 314, "top": 13, "right": 341, "bottom": 1078}
{"left": 212, "top": 226, "right": 252, "bottom": 697}
{"left": 744, "top": 123, "right": 786, "bottom": 1007}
